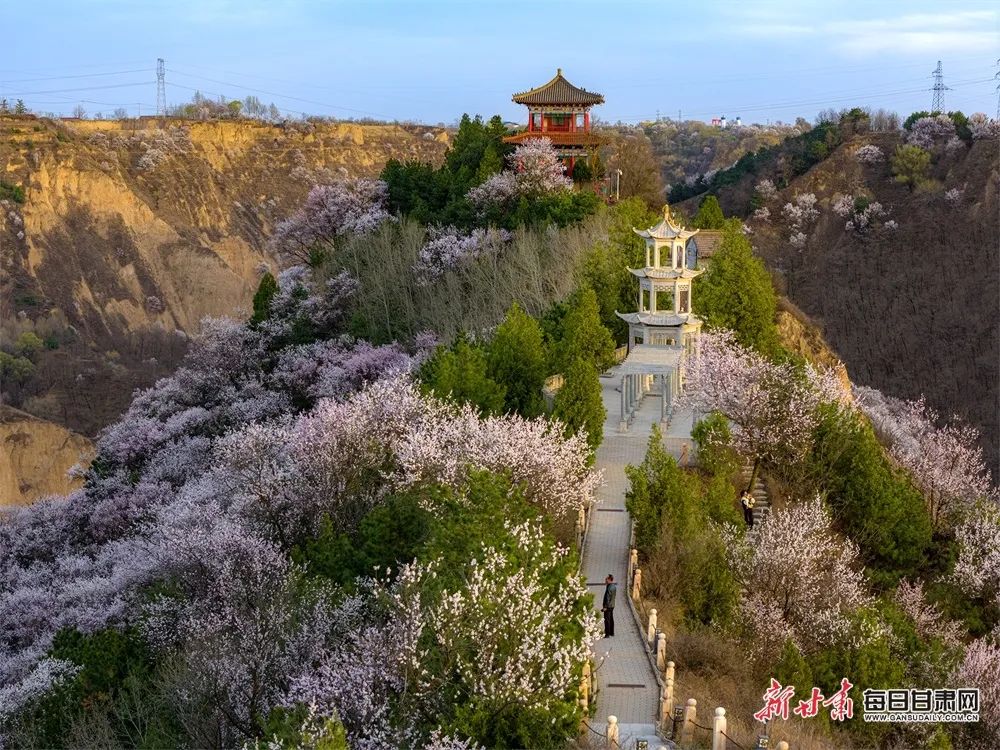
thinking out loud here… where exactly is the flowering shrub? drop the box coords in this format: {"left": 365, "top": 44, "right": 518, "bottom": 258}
{"left": 854, "top": 386, "right": 994, "bottom": 530}
{"left": 944, "top": 187, "right": 964, "bottom": 205}
{"left": 969, "top": 112, "right": 1000, "bottom": 141}
{"left": 466, "top": 138, "right": 571, "bottom": 209}
{"left": 855, "top": 144, "right": 885, "bottom": 164}
{"left": 270, "top": 179, "right": 392, "bottom": 263}
{"left": 754, "top": 179, "right": 778, "bottom": 202}
{"left": 952, "top": 505, "right": 1000, "bottom": 606}
{"left": 752, "top": 206, "right": 770, "bottom": 221}
{"left": 905, "top": 115, "right": 956, "bottom": 150}
{"left": 833, "top": 194, "right": 893, "bottom": 233}
{"left": 414, "top": 226, "right": 512, "bottom": 284}
{"left": 723, "top": 497, "right": 875, "bottom": 659}
{"left": 681, "top": 330, "right": 843, "bottom": 484}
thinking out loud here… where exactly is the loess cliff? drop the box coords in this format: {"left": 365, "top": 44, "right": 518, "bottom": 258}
{"left": 0, "top": 115, "right": 449, "bottom": 440}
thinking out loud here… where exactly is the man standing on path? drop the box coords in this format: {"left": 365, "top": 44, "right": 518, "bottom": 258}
{"left": 602, "top": 574, "right": 617, "bottom": 637}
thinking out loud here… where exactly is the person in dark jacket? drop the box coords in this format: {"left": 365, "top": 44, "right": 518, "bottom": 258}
{"left": 741, "top": 489, "right": 756, "bottom": 528}
{"left": 602, "top": 574, "right": 617, "bottom": 637}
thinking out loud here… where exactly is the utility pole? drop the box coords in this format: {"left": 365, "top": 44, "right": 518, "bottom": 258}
{"left": 156, "top": 58, "right": 166, "bottom": 117}
{"left": 930, "top": 60, "right": 950, "bottom": 113}
{"left": 677, "top": 109, "right": 682, "bottom": 123}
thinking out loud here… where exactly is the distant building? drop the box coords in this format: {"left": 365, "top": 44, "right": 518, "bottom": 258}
{"left": 711, "top": 117, "right": 722, "bottom": 126}
{"left": 720, "top": 115, "right": 728, "bottom": 129}
{"left": 735, "top": 116, "right": 742, "bottom": 127}
{"left": 686, "top": 230, "right": 725, "bottom": 266}
{"left": 504, "top": 69, "right": 605, "bottom": 176}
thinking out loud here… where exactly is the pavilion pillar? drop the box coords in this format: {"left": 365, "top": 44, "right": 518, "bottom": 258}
{"left": 619, "top": 375, "right": 627, "bottom": 431}
{"left": 661, "top": 374, "right": 669, "bottom": 423}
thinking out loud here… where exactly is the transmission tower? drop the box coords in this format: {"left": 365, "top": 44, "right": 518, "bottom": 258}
{"left": 994, "top": 58, "right": 1000, "bottom": 120}
{"left": 156, "top": 58, "right": 166, "bottom": 117}
{"left": 930, "top": 60, "right": 950, "bottom": 113}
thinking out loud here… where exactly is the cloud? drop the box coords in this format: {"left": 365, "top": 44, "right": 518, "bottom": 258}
{"left": 827, "top": 11, "right": 998, "bottom": 55}
{"left": 732, "top": 8, "right": 999, "bottom": 57}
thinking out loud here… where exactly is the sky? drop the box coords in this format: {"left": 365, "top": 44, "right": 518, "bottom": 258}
{"left": 2, "top": 0, "right": 998, "bottom": 124}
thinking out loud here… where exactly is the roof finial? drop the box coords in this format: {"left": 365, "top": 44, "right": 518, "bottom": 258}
{"left": 662, "top": 204, "right": 671, "bottom": 221}
{"left": 557, "top": 68, "right": 562, "bottom": 76}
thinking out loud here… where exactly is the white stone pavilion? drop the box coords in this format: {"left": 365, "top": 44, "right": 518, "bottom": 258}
{"left": 614, "top": 206, "right": 703, "bottom": 431}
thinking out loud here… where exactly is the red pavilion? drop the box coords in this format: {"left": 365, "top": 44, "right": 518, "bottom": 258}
{"left": 503, "top": 69, "right": 604, "bottom": 176}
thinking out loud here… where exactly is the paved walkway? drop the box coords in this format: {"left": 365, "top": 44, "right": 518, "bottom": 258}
{"left": 583, "top": 366, "right": 695, "bottom": 747}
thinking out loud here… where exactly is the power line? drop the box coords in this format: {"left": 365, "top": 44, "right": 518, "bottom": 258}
{"left": 166, "top": 69, "right": 388, "bottom": 117}
{"left": 0, "top": 69, "right": 152, "bottom": 84}
{"left": 2, "top": 81, "right": 151, "bottom": 96}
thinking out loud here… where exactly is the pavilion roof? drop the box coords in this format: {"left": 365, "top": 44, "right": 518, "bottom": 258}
{"left": 512, "top": 69, "right": 604, "bottom": 106}
{"left": 616, "top": 311, "right": 701, "bottom": 327}
{"left": 628, "top": 267, "right": 703, "bottom": 280}
{"left": 634, "top": 205, "right": 699, "bottom": 241}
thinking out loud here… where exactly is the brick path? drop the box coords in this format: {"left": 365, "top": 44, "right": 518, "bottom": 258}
{"left": 583, "top": 367, "right": 694, "bottom": 746}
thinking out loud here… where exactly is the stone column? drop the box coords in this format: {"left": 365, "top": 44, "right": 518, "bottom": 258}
{"left": 656, "top": 632, "right": 667, "bottom": 671}
{"left": 631, "top": 568, "right": 642, "bottom": 601}
{"left": 629, "top": 548, "right": 638, "bottom": 580}
{"left": 605, "top": 715, "right": 619, "bottom": 750}
{"left": 619, "top": 375, "right": 627, "bottom": 431}
{"left": 661, "top": 374, "right": 668, "bottom": 422}
{"left": 775, "top": 743, "right": 789, "bottom": 750}
{"left": 711, "top": 707, "right": 727, "bottom": 750}
{"left": 580, "top": 661, "right": 590, "bottom": 711}
{"left": 680, "top": 699, "right": 697, "bottom": 745}
{"left": 647, "top": 609, "right": 657, "bottom": 647}
{"left": 664, "top": 660, "right": 675, "bottom": 683}
{"left": 662, "top": 676, "right": 675, "bottom": 726}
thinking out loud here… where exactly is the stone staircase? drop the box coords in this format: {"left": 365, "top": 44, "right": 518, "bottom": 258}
{"left": 741, "top": 462, "right": 771, "bottom": 539}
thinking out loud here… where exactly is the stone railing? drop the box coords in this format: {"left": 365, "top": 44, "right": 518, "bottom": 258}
{"left": 614, "top": 345, "right": 628, "bottom": 363}
{"left": 604, "top": 540, "right": 793, "bottom": 750}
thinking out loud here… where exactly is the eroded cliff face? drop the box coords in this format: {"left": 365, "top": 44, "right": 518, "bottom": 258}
{"left": 0, "top": 116, "right": 449, "bottom": 438}
{"left": 0, "top": 407, "right": 94, "bottom": 505}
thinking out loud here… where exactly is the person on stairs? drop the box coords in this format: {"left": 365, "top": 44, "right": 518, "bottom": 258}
{"left": 741, "top": 489, "right": 756, "bottom": 528}
{"left": 602, "top": 574, "right": 617, "bottom": 637}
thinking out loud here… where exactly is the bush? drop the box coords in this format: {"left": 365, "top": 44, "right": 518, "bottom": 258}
{"left": 807, "top": 404, "right": 933, "bottom": 587}
{"left": 891, "top": 144, "right": 931, "bottom": 191}
{"left": 420, "top": 335, "right": 506, "bottom": 415}
{"left": 550, "top": 287, "right": 616, "bottom": 374}
{"left": 0, "top": 180, "right": 26, "bottom": 203}
{"left": 251, "top": 272, "right": 279, "bottom": 324}
{"left": 552, "top": 356, "right": 606, "bottom": 454}
{"left": 487, "top": 302, "right": 548, "bottom": 418}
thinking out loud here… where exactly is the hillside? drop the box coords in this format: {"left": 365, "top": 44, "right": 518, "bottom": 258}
{"left": 681, "top": 127, "right": 1000, "bottom": 476}
{"left": 0, "top": 116, "right": 448, "bottom": 436}
{"left": 0, "top": 406, "right": 93, "bottom": 505}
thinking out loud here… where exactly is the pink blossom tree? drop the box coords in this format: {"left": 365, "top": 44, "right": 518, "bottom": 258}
{"left": 465, "top": 137, "right": 571, "bottom": 210}
{"left": 682, "top": 330, "right": 843, "bottom": 491}
{"left": 270, "top": 179, "right": 392, "bottom": 263}
{"left": 854, "top": 386, "right": 995, "bottom": 530}
{"left": 722, "top": 496, "right": 876, "bottom": 660}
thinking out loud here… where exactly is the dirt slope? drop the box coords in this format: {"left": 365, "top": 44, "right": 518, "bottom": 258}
{"left": 0, "top": 116, "right": 448, "bottom": 437}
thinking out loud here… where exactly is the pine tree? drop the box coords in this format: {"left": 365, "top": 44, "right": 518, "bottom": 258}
{"left": 487, "top": 303, "right": 548, "bottom": 418}
{"left": 552, "top": 287, "right": 616, "bottom": 373}
{"left": 692, "top": 195, "right": 725, "bottom": 229}
{"left": 251, "top": 272, "right": 279, "bottom": 324}
{"left": 553, "top": 356, "right": 606, "bottom": 454}
{"left": 696, "top": 221, "right": 778, "bottom": 353}
{"left": 420, "top": 336, "right": 506, "bottom": 415}
{"left": 14, "top": 99, "right": 27, "bottom": 116}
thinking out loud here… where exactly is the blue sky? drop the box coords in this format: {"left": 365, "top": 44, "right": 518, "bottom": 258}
{"left": 3, "top": 0, "right": 998, "bottom": 124}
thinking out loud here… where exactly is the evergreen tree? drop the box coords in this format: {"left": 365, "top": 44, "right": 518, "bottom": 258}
{"left": 891, "top": 145, "right": 931, "bottom": 192}
{"left": 420, "top": 336, "right": 506, "bottom": 415}
{"left": 251, "top": 272, "right": 279, "bottom": 324}
{"left": 14, "top": 99, "right": 26, "bottom": 115}
{"left": 553, "top": 356, "right": 606, "bottom": 454}
{"left": 692, "top": 195, "right": 725, "bottom": 229}
{"left": 552, "top": 287, "right": 616, "bottom": 373}
{"left": 487, "top": 303, "right": 548, "bottom": 417}
{"left": 697, "top": 220, "right": 779, "bottom": 353}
